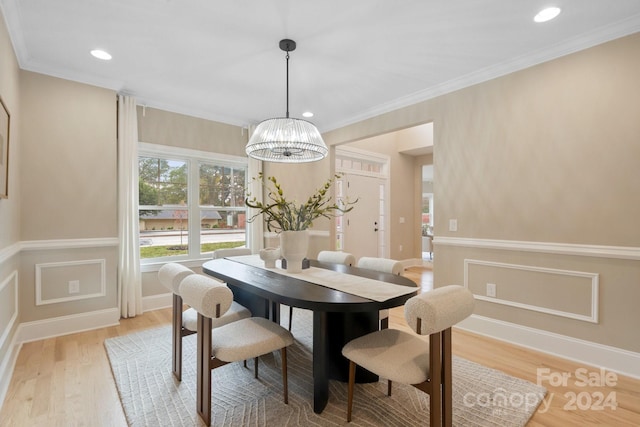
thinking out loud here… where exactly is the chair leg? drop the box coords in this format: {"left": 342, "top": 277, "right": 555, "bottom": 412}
{"left": 429, "top": 332, "right": 443, "bottom": 427}
{"left": 387, "top": 380, "right": 392, "bottom": 396}
{"left": 288, "top": 306, "right": 293, "bottom": 331}
{"left": 196, "top": 315, "right": 213, "bottom": 426}
{"left": 281, "top": 347, "right": 289, "bottom": 404}
{"left": 443, "top": 328, "right": 453, "bottom": 427}
{"left": 380, "top": 317, "right": 389, "bottom": 330}
{"left": 254, "top": 357, "right": 259, "bottom": 378}
{"left": 347, "top": 361, "right": 356, "bottom": 422}
{"left": 172, "top": 294, "right": 183, "bottom": 381}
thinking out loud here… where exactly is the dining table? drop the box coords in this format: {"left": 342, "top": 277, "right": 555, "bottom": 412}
{"left": 201, "top": 255, "right": 418, "bottom": 414}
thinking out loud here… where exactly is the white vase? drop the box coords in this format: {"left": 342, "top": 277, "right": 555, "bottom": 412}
{"left": 259, "top": 247, "right": 281, "bottom": 268}
{"left": 279, "top": 230, "right": 309, "bottom": 273}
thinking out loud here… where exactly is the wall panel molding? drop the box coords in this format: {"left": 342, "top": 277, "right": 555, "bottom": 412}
{"left": 35, "top": 259, "right": 107, "bottom": 305}
{"left": 435, "top": 236, "right": 640, "bottom": 260}
{"left": 464, "top": 259, "right": 599, "bottom": 323}
{"left": 0, "top": 271, "right": 18, "bottom": 350}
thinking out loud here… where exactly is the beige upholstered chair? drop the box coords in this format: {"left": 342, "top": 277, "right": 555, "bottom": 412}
{"left": 342, "top": 285, "right": 475, "bottom": 426}
{"left": 317, "top": 250, "right": 356, "bottom": 266}
{"left": 158, "top": 262, "right": 251, "bottom": 381}
{"left": 211, "top": 247, "right": 252, "bottom": 259}
{"left": 356, "top": 256, "right": 405, "bottom": 329}
{"left": 180, "top": 274, "right": 294, "bottom": 426}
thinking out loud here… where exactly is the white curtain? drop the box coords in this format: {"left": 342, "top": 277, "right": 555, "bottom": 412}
{"left": 117, "top": 95, "right": 143, "bottom": 318}
{"left": 246, "top": 131, "right": 264, "bottom": 253}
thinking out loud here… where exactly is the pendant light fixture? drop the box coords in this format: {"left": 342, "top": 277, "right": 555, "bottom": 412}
{"left": 246, "top": 39, "right": 328, "bottom": 163}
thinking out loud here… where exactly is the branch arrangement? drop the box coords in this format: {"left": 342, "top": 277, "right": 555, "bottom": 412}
{"left": 245, "top": 172, "right": 357, "bottom": 232}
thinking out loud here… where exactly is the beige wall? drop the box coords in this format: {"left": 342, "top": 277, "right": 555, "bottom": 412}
{"left": 0, "top": 8, "right": 21, "bottom": 382}
{"left": 434, "top": 35, "right": 639, "bottom": 245}
{"left": 137, "top": 106, "right": 247, "bottom": 155}
{"left": 20, "top": 71, "right": 117, "bottom": 240}
{"left": 324, "top": 33, "right": 640, "bottom": 354}
{"left": 18, "top": 72, "right": 118, "bottom": 322}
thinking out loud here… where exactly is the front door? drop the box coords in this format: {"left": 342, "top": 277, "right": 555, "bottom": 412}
{"left": 342, "top": 173, "right": 386, "bottom": 259}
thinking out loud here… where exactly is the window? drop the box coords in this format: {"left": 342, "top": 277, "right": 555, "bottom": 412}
{"left": 138, "top": 143, "right": 248, "bottom": 263}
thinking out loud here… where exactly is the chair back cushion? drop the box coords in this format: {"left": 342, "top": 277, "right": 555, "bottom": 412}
{"left": 404, "top": 285, "right": 474, "bottom": 335}
{"left": 158, "top": 263, "right": 194, "bottom": 295}
{"left": 357, "top": 257, "right": 403, "bottom": 275}
{"left": 212, "top": 247, "right": 252, "bottom": 259}
{"left": 179, "top": 274, "right": 234, "bottom": 318}
{"left": 317, "top": 250, "right": 356, "bottom": 266}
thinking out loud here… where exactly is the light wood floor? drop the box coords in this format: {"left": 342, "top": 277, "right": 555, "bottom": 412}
{"left": 1, "top": 267, "right": 638, "bottom": 426}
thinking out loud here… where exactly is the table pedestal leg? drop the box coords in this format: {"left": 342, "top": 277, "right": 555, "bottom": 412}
{"left": 312, "top": 311, "right": 329, "bottom": 414}
{"left": 312, "top": 310, "right": 379, "bottom": 413}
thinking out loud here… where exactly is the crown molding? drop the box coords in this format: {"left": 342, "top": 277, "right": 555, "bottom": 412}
{"left": 324, "top": 15, "right": 640, "bottom": 132}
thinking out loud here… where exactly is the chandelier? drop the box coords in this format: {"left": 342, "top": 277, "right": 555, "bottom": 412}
{"left": 245, "top": 39, "right": 328, "bottom": 163}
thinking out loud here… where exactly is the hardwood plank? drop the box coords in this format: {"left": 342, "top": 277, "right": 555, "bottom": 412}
{"left": 1, "top": 266, "right": 638, "bottom": 425}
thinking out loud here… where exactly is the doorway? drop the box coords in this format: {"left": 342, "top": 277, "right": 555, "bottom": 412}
{"left": 422, "top": 164, "right": 434, "bottom": 260}
{"left": 335, "top": 147, "right": 389, "bottom": 260}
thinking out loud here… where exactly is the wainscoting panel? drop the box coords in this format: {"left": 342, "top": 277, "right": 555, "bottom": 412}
{"left": 464, "top": 259, "right": 598, "bottom": 323}
{"left": 0, "top": 271, "right": 18, "bottom": 350}
{"left": 35, "top": 259, "right": 106, "bottom": 305}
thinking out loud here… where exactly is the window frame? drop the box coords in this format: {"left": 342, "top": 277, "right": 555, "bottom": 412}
{"left": 138, "top": 142, "right": 248, "bottom": 268}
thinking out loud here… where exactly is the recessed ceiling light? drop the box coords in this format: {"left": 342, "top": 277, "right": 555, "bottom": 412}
{"left": 90, "top": 49, "right": 112, "bottom": 60}
{"left": 534, "top": 7, "right": 561, "bottom": 23}
{"left": 302, "top": 111, "right": 314, "bottom": 118}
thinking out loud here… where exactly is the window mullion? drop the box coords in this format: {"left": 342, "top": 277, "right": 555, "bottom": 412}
{"left": 188, "top": 159, "right": 201, "bottom": 257}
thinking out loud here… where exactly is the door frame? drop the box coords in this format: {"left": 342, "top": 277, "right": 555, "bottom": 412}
{"left": 335, "top": 146, "right": 390, "bottom": 258}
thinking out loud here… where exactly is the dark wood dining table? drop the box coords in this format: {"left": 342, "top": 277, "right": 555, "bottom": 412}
{"left": 201, "top": 256, "right": 418, "bottom": 414}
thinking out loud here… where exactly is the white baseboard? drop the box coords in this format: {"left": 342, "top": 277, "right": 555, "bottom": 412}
{"left": 143, "top": 293, "right": 172, "bottom": 312}
{"left": 16, "top": 308, "right": 121, "bottom": 344}
{"left": 457, "top": 314, "right": 640, "bottom": 379}
{"left": 0, "top": 334, "right": 21, "bottom": 409}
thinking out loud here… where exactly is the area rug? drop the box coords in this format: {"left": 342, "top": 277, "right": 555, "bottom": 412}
{"left": 105, "top": 309, "right": 546, "bottom": 426}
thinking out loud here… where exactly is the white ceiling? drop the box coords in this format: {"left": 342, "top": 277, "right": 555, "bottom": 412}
{"left": 2, "top": 0, "right": 640, "bottom": 132}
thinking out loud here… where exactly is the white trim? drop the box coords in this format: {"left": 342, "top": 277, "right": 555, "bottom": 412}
{"left": 464, "top": 259, "right": 599, "bottom": 323}
{"left": 457, "top": 315, "right": 640, "bottom": 380}
{"left": 0, "top": 271, "right": 18, "bottom": 351}
{"left": 0, "top": 242, "right": 20, "bottom": 264}
{"left": 15, "top": 308, "right": 120, "bottom": 344}
{"left": 434, "top": 236, "right": 640, "bottom": 260}
{"left": 20, "top": 237, "right": 119, "bottom": 251}
{"left": 142, "top": 292, "right": 172, "bottom": 312}
{"left": 336, "top": 145, "right": 390, "bottom": 179}
{"left": 0, "top": 334, "right": 21, "bottom": 410}
{"left": 35, "top": 259, "right": 107, "bottom": 306}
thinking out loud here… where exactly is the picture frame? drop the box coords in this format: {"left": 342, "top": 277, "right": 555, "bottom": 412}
{"left": 0, "top": 96, "right": 9, "bottom": 199}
